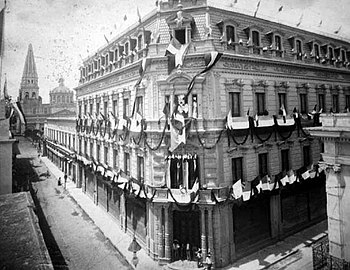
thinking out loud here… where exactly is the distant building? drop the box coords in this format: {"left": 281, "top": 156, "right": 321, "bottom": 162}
{"left": 74, "top": 0, "right": 350, "bottom": 268}
{"left": 17, "top": 44, "right": 50, "bottom": 134}
{"left": 43, "top": 79, "right": 76, "bottom": 181}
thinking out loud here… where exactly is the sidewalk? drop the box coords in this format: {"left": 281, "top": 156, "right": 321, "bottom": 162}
{"left": 40, "top": 156, "right": 161, "bottom": 270}
{"left": 40, "top": 155, "right": 327, "bottom": 270}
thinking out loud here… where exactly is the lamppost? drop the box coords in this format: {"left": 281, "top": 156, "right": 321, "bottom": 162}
{"left": 128, "top": 236, "right": 141, "bottom": 268}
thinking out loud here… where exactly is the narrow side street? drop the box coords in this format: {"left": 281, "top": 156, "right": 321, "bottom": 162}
{"left": 17, "top": 137, "right": 132, "bottom": 270}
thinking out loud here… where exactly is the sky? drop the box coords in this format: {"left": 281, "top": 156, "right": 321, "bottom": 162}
{"left": 2, "top": 0, "right": 350, "bottom": 103}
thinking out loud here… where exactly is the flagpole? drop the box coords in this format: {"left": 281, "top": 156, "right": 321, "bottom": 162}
{"left": 0, "top": 1, "right": 5, "bottom": 100}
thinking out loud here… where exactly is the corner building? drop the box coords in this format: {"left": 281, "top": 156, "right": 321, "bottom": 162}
{"left": 74, "top": 0, "right": 350, "bottom": 267}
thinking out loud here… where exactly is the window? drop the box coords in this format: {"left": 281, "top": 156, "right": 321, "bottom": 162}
{"left": 332, "top": 95, "right": 339, "bottom": 113}
{"left": 346, "top": 95, "right": 350, "bottom": 110}
{"left": 256, "top": 93, "right": 265, "bottom": 116}
{"left": 104, "top": 101, "right": 108, "bottom": 117}
{"left": 97, "top": 145, "right": 100, "bottom": 162}
{"left": 258, "top": 153, "right": 268, "bottom": 176}
{"left": 124, "top": 152, "right": 130, "bottom": 175}
{"left": 32, "top": 92, "right": 36, "bottom": 98}
{"left": 123, "top": 98, "right": 129, "bottom": 118}
{"left": 113, "top": 100, "right": 118, "bottom": 116}
{"left": 137, "top": 156, "right": 144, "bottom": 183}
{"left": 164, "top": 95, "right": 170, "bottom": 116}
{"left": 313, "top": 44, "right": 320, "bottom": 63}
{"left": 281, "top": 149, "right": 290, "bottom": 172}
{"left": 90, "top": 103, "right": 93, "bottom": 114}
{"left": 318, "top": 94, "right": 325, "bottom": 112}
{"left": 124, "top": 42, "right": 129, "bottom": 55}
{"left": 275, "top": 35, "right": 282, "bottom": 57}
{"left": 136, "top": 96, "right": 143, "bottom": 115}
{"left": 252, "top": 31, "right": 260, "bottom": 47}
{"left": 84, "top": 140, "right": 88, "bottom": 156}
{"left": 329, "top": 47, "right": 334, "bottom": 64}
{"left": 303, "top": 145, "right": 311, "bottom": 167}
{"left": 79, "top": 139, "right": 82, "bottom": 155}
{"left": 25, "top": 92, "right": 29, "bottom": 99}
{"left": 341, "top": 49, "right": 347, "bottom": 63}
{"left": 104, "top": 146, "right": 108, "bottom": 165}
{"left": 113, "top": 149, "right": 118, "bottom": 169}
{"left": 229, "top": 92, "right": 241, "bottom": 117}
{"left": 296, "top": 39, "right": 303, "bottom": 60}
{"left": 175, "top": 29, "right": 186, "bottom": 44}
{"left": 90, "top": 142, "right": 93, "bottom": 158}
{"left": 84, "top": 104, "right": 87, "bottom": 114}
{"left": 226, "top": 25, "right": 235, "bottom": 49}
{"left": 79, "top": 105, "right": 82, "bottom": 115}
{"left": 96, "top": 102, "right": 100, "bottom": 115}
{"left": 278, "top": 93, "right": 287, "bottom": 113}
{"left": 137, "top": 35, "right": 142, "bottom": 50}
{"left": 300, "top": 94, "right": 308, "bottom": 114}
{"left": 231, "top": 157, "right": 243, "bottom": 184}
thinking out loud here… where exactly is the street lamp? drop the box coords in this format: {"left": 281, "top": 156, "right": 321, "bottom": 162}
{"left": 128, "top": 236, "right": 141, "bottom": 268}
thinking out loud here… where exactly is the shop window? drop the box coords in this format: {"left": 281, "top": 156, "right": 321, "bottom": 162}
{"left": 300, "top": 94, "right": 308, "bottom": 114}
{"left": 258, "top": 153, "right": 268, "bottom": 176}
{"left": 232, "top": 157, "right": 243, "bottom": 184}
{"left": 256, "top": 93, "right": 266, "bottom": 116}
{"left": 281, "top": 149, "right": 290, "bottom": 172}
{"left": 137, "top": 156, "right": 144, "bottom": 183}
{"left": 229, "top": 92, "right": 241, "bottom": 117}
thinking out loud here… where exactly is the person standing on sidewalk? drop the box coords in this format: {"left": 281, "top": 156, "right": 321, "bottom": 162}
{"left": 64, "top": 174, "right": 68, "bottom": 189}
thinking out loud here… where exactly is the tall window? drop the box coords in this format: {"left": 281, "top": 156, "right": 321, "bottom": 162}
{"left": 346, "top": 95, "right": 350, "bottom": 110}
{"left": 252, "top": 30, "right": 260, "bottom": 54}
{"left": 79, "top": 105, "right": 82, "bottom": 115}
{"left": 175, "top": 29, "right": 186, "bottom": 44}
{"left": 79, "top": 139, "right": 82, "bottom": 155}
{"left": 136, "top": 96, "right": 144, "bottom": 115}
{"left": 329, "top": 47, "right": 334, "bottom": 64}
{"left": 300, "top": 94, "right": 308, "bottom": 114}
{"left": 314, "top": 44, "right": 320, "bottom": 63}
{"left": 90, "top": 142, "right": 93, "bottom": 158}
{"left": 303, "top": 145, "right": 311, "bottom": 167}
{"left": 96, "top": 102, "right": 100, "bottom": 115}
{"left": 124, "top": 152, "right": 130, "bottom": 175}
{"left": 84, "top": 104, "right": 87, "bottom": 114}
{"left": 258, "top": 153, "right": 268, "bottom": 176}
{"left": 113, "top": 149, "right": 118, "bottom": 169}
{"left": 124, "top": 42, "right": 129, "bottom": 55}
{"left": 296, "top": 39, "right": 302, "bottom": 60}
{"left": 278, "top": 93, "right": 287, "bottom": 112}
{"left": 97, "top": 145, "right": 100, "bottom": 162}
{"left": 318, "top": 94, "right": 325, "bottom": 112}
{"left": 226, "top": 25, "right": 235, "bottom": 49}
{"left": 332, "top": 95, "right": 339, "bottom": 113}
{"left": 113, "top": 100, "right": 118, "bottom": 116}
{"left": 137, "top": 35, "right": 142, "bottom": 50}
{"left": 281, "top": 149, "right": 290, "bottom": 172}
{"left": 137, "top": 156, "right": 144, "bottom": 183}
{"left": 256, "top": 93, "right": 266, "bottom": 116}
{"left": 104, "top": 101, "right": 108, "bottom": 117}
{"left": 231, "top": 157, "right": 243, "bottom": 184}
{"left": 90, "top": 103, "right": 93, "bottom": 114}
{"left": 104, "top": 146, "right": 108, "bottom": 164}
{"left": 123, "top": 98, "right": 129, "bottom": 118}
{"left": 229, "top": 92, "right": 241, "bottom": 117}
{"left": 275, "top": 35, "right": 282, "bottom": 57}
{"left": 84, "top": 140, "right": 88, "bottom": 156}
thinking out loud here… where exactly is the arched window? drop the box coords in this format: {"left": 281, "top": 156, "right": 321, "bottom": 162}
{"left": 25, "top": 92, "right": 29, "bottom": 99}
{"left": 32, "top": 92, "right": 36, "bottom": 98}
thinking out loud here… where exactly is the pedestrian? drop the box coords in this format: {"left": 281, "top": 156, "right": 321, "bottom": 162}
{"left": 64, "top": 174, "right": 67, "bottom": 189}
{"left": 58, "top": 177, "right": 62, "bottom": 186}
{"left": 186, "top": 242, "right": 191, "bottom": 261}
{"left": 196, "top": 248, "right": 203, "bottom": 268}
{"left": 173, "top": 239, "right": 180, "bottom": 261}
{"left": 205, "top": 252, "right": 212, "bottom": 270}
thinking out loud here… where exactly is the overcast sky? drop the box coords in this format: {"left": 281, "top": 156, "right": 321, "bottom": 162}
{"left": 2, "top": 0, "right": 350, "bottom": 103}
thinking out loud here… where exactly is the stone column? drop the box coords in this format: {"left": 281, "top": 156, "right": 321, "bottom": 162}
{"left": 308, "top": 114, "right": 350, "bottom": 266}
{"left": 164, "top": 205, "right": 172, "bottom": 262}
{"left": 157, "top": 205, "right": 165, "bottom": 259}
{"left": 208, "top": 207, "right": 215, "bottom": 267}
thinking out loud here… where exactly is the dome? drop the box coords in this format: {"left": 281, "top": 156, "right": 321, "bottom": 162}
{"left": 50, "top": 78, "right": 72, "bottom": 93}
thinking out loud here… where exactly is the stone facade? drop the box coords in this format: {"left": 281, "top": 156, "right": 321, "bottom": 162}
{"left": 74, "top": 0, "right": 350, "bottom": 267}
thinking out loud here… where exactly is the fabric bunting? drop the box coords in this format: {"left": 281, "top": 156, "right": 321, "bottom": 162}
{"left": 232, "top": 179, "right": 243, "bottom": 199}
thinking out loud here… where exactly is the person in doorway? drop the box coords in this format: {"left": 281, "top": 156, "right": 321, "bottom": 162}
{"left": 205, "top": 252, "right": 212, "bottom": 270}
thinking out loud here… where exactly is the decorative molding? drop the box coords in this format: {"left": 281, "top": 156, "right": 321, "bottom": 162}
{"left": 319, "top": 161, "right": 341, "bottom": 173}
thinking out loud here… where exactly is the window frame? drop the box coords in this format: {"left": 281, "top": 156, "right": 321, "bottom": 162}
{"left": 231, "top": 157, "right": 243, "bottom": 184}
{"left": 124, "top": 152, "right": 130, "bottom": 176}
{"left": 281, "top": 149, "right": 290, "bottom": 172}
{"left": 258, "top": 153, "right": 269, "bottom": 176}
{"left": 299, "top": 93, "right": 308, "bottom": 114}
{"left": 137, "top": 156, "right": 145, "bottom": 183}
{"left": 229, "top": 92, "right": 241, "bottom": 117}
{"left": 256, "top": 92, "right": 266, "bottom": 116}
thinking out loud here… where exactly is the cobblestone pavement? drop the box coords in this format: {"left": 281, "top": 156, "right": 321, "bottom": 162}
{"left": 17, "top": 137, "right": 132, "bottom": 270}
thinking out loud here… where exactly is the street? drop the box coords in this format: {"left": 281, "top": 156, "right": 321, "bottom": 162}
{"left": 16, "top": 137, "right": 132, "bottom": 270}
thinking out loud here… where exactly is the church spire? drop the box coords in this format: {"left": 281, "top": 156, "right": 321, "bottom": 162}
{"left": 19, "top": 44, "right": 39, "bottom": 101}
{"left": 21, "top": 43, "right": 38, "bottom": 87}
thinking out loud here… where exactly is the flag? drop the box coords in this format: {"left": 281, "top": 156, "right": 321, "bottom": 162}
{"left": 11, "top": 100, "right": 26, "bottom": 125}
{"left": 281, "top": 104, "right": 287, "bottom": 123}
{"left": 169, "top": 115, "right": 186, "bottom": 152}
{"left": 226, "top": 110, "right": 233, "bottom": 129}
{"left": 242, "top": 181, "right": 251, "bottom": 201}
{"left": 232, "top": 179, "right": 243, "bottom": 199}
{"left": 334, "top": 26, "right": 342, "bottom": 34}
{"left": 0, "top": 7, "right": 4, "bottom": 57}
{"left": 186, "top": 51, "right": 222, "bottom": 98}
{"left": 253, "top": 0, "right": 261, "bottom": 17}
{"left": 278, "top": 6, "right": 283, "bottom": 12}
{"left": 137, "top": 6, "right": 141, "bottom": 23}
{"left": 261, "top": 175, "right": 271, "bottom": 191}
{"left": 3, "top": 75, "right": 9, "bottom": 100}
{"left": 288, "top": 170, "right": 296, "bottom": 184}
{"left": 165, "top": 37, "right": 189, "bottom": 74}
{"left": 191, "top": 179, "right": 199, "bottom": 193}
{"left": 104, "top": 34, "right": 109, "bottom": 44}
{"left": 301, "top": 169, "right": 310, "bottom": 180}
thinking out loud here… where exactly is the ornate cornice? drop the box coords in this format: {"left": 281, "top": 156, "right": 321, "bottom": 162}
{"left": 319, "top": 161, "right": 341, "bottom": 173}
